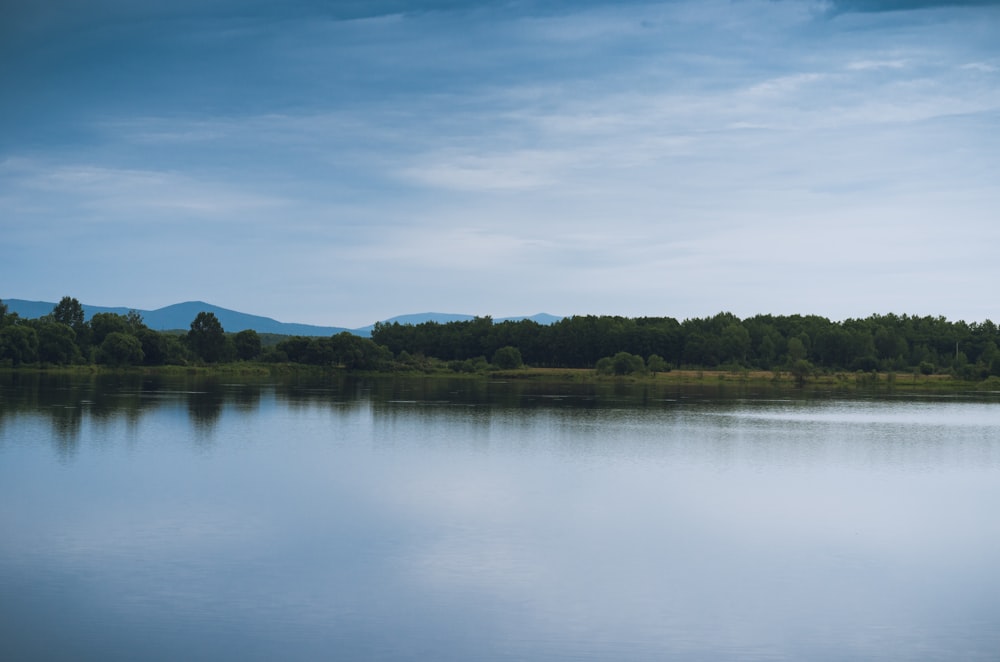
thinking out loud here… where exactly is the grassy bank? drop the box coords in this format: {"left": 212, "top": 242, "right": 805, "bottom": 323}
{"left": 3, "top": 363, "right": 998, "bottom": 392}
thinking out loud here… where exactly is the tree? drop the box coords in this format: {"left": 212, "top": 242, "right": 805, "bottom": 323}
{"left": 329, "top": 332, "right": 391, "bottom": 370}
{"left": 98, "top": 332, "right": 144, "bottom": 367}
{"left": 720, "top": 322, "right": 751, "bottom": 365}
{"left": 647, "top": 354, "right": 668, "bottom": 374}
{"left": 52, "top": 296, "right": 86, "bottom": 334}
{"left": 136, "top": 328, "right": 169, "bottom": 365}
{"left": 187, "top": 312, "right": 227, "bottom": 363}
{"left": 125, "top": 310, "right": 146, "bottom": 332}
{"left": 35, "top": 321, "right": 81, "bottom": 364}
{"left": 0, "top": 325, "right": 39, "bottom": 366}
{"left": 790, "top": 359, "right": 813, "bottom": 387}
{"left": 787, "top": 337, "right": 807, "bottom": 363}
{"left": 492, "top": 345, "right": 523, "bottom": 369}
{"left": 233, "top": 329, "right": 261, "bottom": 361}
{"left": 90, "top": 312, "right": 130, "bottom": 347}
{"left": 611, "top": 351, "right": 646, "bottom": 375}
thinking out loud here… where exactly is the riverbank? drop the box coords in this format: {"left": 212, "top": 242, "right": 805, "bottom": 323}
{"left": 4, "top": 363, "right": 999, "bottom": 392}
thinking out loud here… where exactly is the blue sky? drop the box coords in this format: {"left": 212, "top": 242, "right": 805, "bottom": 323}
{"left": 3, "top": 0, "right": 999, "bottom": 327}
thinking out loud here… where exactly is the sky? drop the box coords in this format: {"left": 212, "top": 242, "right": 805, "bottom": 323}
{"left": 2, "top": 0, "right": 999, "bottom": 328}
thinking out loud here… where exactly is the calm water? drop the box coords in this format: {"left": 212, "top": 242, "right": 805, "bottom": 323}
{"left": 1, "top": 373, "right": 999, "bottom": 661}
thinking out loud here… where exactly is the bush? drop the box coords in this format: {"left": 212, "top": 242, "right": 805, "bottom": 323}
{"left": 492, "top": 346, "right": 523, "bottom": 370}
{"left": 647, "top": 354, "right": 669, "bottom": 373}
{"left": 613, "top": 352, "right": 646, "bottom": 375}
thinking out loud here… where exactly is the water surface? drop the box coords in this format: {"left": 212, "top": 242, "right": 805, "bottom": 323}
{"left": 1, "top": 374, "right": 999, "bottom": 660}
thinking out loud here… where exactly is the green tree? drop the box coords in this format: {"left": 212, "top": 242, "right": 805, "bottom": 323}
{"left": 787, "top": 337, "right": 807, "bottom": 363}
{"left": 720, "top": 322, "right": 751, "bottom": 365}
{"left": 647, "top": 354, "right": 668, "bottom": 374}
{"left": 136, "top": 328, "right": 169, "bottom": 365}
{"left": 52, "top": 296, "right": 85, "bottom": 331}
{"left": 329, "top": 332, "right": 391, "bottom": 370}
{"left": 187, "top": 312, "right": 227, "bottom": 363}
{"left": 233, "top": 329, "right": 262, "bottom": 361}
{"left": 51, "top": 295, "right": 90, "bottom": 351}
{"left": 0, "top": 325, "right": 39, "bottom": 366}
{"left": 790, "top": 359, "right": 813, "bottom": 387}
{"left": 35, "top": 321, "right": 81, "bottom": 364}
{"left": 492, "top": 345, "right": 523, "bottom": 369}
{"left": 611, "top": 351, "right": 646, "bottom": 375}
{"left": 90, "top": 312, "right": 130, "bottom": 347}
{"left": 125, "top": 310, "right": 146, "bottom": 332}
{"left": 98, "top": 332, "right": 145, "bottom": 367}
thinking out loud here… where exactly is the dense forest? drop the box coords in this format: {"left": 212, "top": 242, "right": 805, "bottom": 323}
{"left": 370, "top": 311, "right": 1000, "bottom": 379}
{"left": 2, "top": 297, "right": 999, "bottom": 380}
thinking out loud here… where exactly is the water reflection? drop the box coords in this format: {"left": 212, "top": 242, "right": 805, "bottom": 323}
{"left": 3, "top": 373, "right": 1000, "bottom": 465}
{"left": 3, "top": 373, "right": 1000, "bottom": 660}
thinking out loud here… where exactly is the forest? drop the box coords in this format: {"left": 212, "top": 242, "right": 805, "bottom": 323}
{"left": 2, "top": 297, "right": 999, "bottom": 380}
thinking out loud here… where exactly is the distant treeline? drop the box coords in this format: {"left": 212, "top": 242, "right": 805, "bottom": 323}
{"left": 3, "top": 297, "right": 999, "bottom": 379}
{"left": 0, "top": 296, "right": 389, "bottom": 370}
{"left": 370, "top": 311, "right": 1000, "bottom": 378}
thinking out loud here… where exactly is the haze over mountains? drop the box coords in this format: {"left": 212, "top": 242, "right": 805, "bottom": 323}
{"left": 2, "top": 299, "right": 561, "bottom": 337}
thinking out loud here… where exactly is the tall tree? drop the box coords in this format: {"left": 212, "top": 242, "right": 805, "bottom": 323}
{"left": 187, "top": 312, "right": 227, "bottom": 363}
{"left": 52, "top": 296, "right": 85, "bottom": 332}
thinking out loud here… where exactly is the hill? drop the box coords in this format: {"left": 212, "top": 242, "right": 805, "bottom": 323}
{"left": 2, "top": 299, "right": 562, "bottom": 337}
{"left": 3, "top": 299, "right": 348, "bottom": 336}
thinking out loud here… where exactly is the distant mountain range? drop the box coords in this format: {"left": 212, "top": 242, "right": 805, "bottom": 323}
{"left": 1, "top": 299, "right": 561, "bottom": 337}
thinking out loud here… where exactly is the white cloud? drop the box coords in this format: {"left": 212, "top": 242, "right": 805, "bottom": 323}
{"left": 846, "top": 58, "right": 908, "bottom": 70}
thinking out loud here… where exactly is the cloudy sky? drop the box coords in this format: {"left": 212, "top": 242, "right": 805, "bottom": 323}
{"left": 3, "top": 0, "right": 999, "bottom": 327}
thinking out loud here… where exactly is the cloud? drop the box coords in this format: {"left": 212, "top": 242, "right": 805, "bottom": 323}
{"left": 3, "top": 0, "right": 1000, "bottom": 324}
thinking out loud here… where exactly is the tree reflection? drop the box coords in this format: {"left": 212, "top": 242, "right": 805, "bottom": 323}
{"left": 186, "top": 378, "right": 225, "bottom": 431}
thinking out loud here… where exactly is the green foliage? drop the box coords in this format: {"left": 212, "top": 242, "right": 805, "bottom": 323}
{"left": 187, "top": 312, "right": 227, "bottom": 363}
{"left": 90, "top": 312, "right": 131, "bottom": 347}
{"left": 52, "top": 296, "right": 85, "bottom": 331}
{"left": 492, "top": 346, "right": 523, "bottom": 370}
{"left": 98, "top": 332, "right": 145, "bottom": 367}
{"left": 787, "top": 337, "right": 807, "bottom": 363}
{"left": 790, "top": 359, "right": 813, "bottom": 387}
{"left": 5, "top": 295, "right": 1000, "bottom": 382}
{"left": 647, "top": 354, "right": 669, "bottom": 373}
{"left": 233, "top": 329, "right": 262, "bottom": 361}
{"left": 450, "top": 356, "right": 489, "bottom": 373}
{"left": 608, "top": 351, "right": 646, "bottom": 376}
{"left": 274, "top": 332, "right": 391, "bottom": 370}
{"left": 35, "top": 321, "right": 81, "bottom": 364}
{"left": 0, "top": 325, "right": 39, "bottom": 366}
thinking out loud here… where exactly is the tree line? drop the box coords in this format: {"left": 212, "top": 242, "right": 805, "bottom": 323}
{"left": 370, "top": 311, "right": 1000, "bottom": 379}
{"left": 3, "top": 297, "right": 999, "bottom": 379}
{"left": 0, "top": 296, "right": 391, "bottom": 369}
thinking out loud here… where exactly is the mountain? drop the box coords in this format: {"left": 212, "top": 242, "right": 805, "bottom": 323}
{"left": 3, "top": 299, "right": 348, "bottom": 336}
{"left": 2, "top": 299, "right": 562, "bottom": 336}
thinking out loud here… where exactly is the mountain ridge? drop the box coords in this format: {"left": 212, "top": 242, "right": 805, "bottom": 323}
{"left": 1, "top": 298, "right": 561, "bottom": 337}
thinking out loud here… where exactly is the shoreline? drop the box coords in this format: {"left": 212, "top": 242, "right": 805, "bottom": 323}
{"left": 3, "top": 363, "right": 998, "bottom": 393}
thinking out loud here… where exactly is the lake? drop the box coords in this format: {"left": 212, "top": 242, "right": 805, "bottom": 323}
{"left": 1, "top": 373, "right": 999, "bottom": 661}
